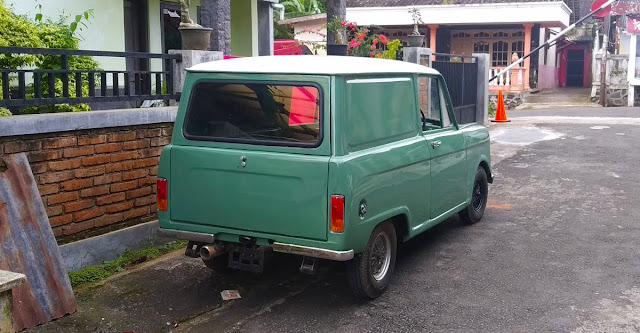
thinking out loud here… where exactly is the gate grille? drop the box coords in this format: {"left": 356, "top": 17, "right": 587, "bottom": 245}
{"left": 432, "top": 54, "right": 478, "bottom": 124}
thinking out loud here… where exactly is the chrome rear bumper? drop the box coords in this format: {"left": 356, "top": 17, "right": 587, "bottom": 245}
{"left": 157, "top": 228, "right": 354, "bottom": 261}
{"left": 272, "top": 243, "right": 354, "bottom": 261}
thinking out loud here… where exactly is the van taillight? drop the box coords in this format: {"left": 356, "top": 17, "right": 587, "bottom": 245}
{"left": 157, "top": 178, "right": 168, "bottom": 211}
{"left": 331, "top": 195, "right": 345, "bottom": 233}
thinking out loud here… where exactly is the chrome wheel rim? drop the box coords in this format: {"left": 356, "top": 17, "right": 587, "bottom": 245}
{"left": 370, "top": 232, "right": 391, "bottom": 281}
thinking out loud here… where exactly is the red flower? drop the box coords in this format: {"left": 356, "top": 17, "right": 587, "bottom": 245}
{"left": 373, "top": 38, "right": 378, "bottom": 45}
{"left": 370, "top": 52, "right": 374, "bottom": 57}
{"left": 340, "top": 21, "right": 346, "bottom": 26}
{"left": 370, "top": 45, "right": 376, "bottom": 50}
{"left": 379, "top": 35, "right": 389, "bottom": 44}
{"left": 358, "top": 32, "right": 366, "bottom": 41}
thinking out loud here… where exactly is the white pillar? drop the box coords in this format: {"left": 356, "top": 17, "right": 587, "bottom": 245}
{"left": 629, "top": 34, "right": 637, "bottom": 107}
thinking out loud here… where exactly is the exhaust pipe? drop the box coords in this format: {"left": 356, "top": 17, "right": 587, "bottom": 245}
{"left": 200, "top": 244, "right": 225, "bottom": 261}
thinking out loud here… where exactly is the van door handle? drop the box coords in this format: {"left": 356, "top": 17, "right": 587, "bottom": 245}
{"left": 431, "top": 140, "right": 442, "bottom": 149}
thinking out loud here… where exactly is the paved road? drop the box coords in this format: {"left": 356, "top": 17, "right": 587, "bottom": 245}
{"left": 32, "top": 107, "right": 640, "bottom": 333}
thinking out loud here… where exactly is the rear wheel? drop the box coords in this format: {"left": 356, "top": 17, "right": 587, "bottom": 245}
{"left": 459, "top": 167, "right": 488, "bottom": 225}
{"left": 346, "top": 222, "right": 397, "bottom": 299}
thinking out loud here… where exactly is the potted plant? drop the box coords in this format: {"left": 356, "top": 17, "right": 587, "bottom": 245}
{"left": 326, "top": 17, "right": 348, "bottom": 56}
{"left": 407, "top": 8, "right": 424, "bottom": 47}
{"left": 178, "top": 0, "right": 213, "bottom": 50}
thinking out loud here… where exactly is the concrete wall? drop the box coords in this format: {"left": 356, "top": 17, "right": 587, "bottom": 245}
{"left": 0, "top": 108, "right": 176, "bottom": 241}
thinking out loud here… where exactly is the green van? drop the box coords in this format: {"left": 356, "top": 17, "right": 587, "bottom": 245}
{"left": 157, "top": 56, "right": 492, "bottom": 299}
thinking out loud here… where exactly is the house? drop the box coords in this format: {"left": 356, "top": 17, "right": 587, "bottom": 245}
{"left": 278, "top": 13, "right": 328, "bottom": 55}
{"left": 7, "top": 0, "right": 277, "bottom": 72}
{"left": 344, "top": 0, "right": 590, "bottom": 94}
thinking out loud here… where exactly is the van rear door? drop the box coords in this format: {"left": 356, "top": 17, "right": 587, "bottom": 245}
{"left": 169, "top": 78, "right": 330, "bottom": 241}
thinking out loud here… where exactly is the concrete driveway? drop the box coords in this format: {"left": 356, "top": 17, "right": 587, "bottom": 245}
{"left": 31, "top": 107, "right": 640, "bottom": 333}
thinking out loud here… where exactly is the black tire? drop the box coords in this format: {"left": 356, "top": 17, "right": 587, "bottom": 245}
{"left": 459, "top": 167, "right": 489, "bottom": 225}
{"left": 346, "top": 222, "right": 397, "bottom": 299}
{"left": 202, "top": 254, "right": 230, "bottom": 272}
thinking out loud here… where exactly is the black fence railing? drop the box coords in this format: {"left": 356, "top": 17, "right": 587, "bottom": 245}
{"left": 432, "top": 53, "right": 478, "bottom": 124}
{"left": 0, "top": 47, "right": 181, "bottom": 111}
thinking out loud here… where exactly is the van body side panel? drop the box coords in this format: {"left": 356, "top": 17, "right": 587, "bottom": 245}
{"left": 460, "top": 124, "right": 492, "bottom": 201}
{"left": 329, "top": 76, "right": 431, "bottom": 253}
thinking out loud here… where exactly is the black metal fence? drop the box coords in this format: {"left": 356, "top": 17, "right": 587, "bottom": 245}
{"left": 0, "top": 47, "right": 181, "bottom": 112}
{"left": 432, "top": 53, "right": 478, "bottom": 124}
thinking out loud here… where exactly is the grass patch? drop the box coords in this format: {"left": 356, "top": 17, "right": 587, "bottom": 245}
{"left": 68, "top": 240, "right": 187, "bottom": 287}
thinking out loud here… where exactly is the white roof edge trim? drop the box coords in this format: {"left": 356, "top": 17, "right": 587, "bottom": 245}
{"left": 348, "top": 2, "right": 571, "bottom": 11}
{"left": 187, "top": 56, "right": 441, "bottom": 76}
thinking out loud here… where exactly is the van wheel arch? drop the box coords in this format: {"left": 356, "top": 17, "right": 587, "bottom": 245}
{"left": 479, "top": 160, "right": 493, "bottom": 183}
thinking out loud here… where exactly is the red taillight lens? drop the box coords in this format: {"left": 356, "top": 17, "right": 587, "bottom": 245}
{"left": 157, "top": 178, "right": 167, "bottom": 211}
{"left": 331, "top": 195, "right": 345, "bottom": 233}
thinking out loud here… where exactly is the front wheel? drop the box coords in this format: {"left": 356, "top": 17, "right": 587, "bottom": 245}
{"left": 346, "top": 222, "right": 397, "bottom": 299}
{"left": 459, "top": 167, "right": 489, "bottom": 225}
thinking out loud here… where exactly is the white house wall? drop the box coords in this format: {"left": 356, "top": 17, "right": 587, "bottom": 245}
{"left": 346, "top": 2, "right": 571, "bottom": 28}
{"left": 537, "top": 27, "right": 559, "bottom": 89}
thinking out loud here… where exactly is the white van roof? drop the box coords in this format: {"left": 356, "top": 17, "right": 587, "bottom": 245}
{"left": 188, "top": 55, "right": 441, "bottom": 76}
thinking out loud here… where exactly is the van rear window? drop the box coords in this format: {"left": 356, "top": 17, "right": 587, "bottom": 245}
{"left": 183, "top": 82, "right": 322, "bottom": 147}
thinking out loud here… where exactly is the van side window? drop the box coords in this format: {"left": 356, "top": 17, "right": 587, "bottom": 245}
{"left": 418, "top": 76, "right": 452, "bottom": 130}
{"left": 183, "top": 82, "right": 322, "bottom": 147}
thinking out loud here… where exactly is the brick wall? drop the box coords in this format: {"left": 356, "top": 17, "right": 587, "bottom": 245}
{"left": 0, "top": 123, "right": 173, "bottom": 241}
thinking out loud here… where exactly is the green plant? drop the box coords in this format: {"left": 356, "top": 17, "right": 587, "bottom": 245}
{"left": 326, "top": 16, "right": 346, "bottom": 44}
{"left": 0, "top": 107, "right": 11, "bottom": 116}
{"left": 281, "top": 0, "right": 322, "bottom": 19}
{"left": 488, "top": 102, "right": 496, "bottom": 117}
{"left": 377, "top": 39, "right": 402, "bottom": 60}
{"left": 68, "top": 241, "right": 188, "bottom": 287}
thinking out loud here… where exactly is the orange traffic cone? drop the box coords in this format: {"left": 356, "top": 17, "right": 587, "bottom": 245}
{"left": 491, "top": 90, "right": 510, "bottom": 123}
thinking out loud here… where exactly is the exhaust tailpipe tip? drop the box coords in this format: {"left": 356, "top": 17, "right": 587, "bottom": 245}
{"left": 200, "top": 244, "right": 224, "bottom": 261}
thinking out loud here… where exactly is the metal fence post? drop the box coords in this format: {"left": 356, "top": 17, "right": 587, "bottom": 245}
{"left": 473, "top": 53, "right": 490, "bottom": 126}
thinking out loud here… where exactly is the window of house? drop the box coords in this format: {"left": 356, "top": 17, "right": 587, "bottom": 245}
{"left": 474, "top": 41, "right": 489, "bottom": 53}
{"left": 492, "top": 41, "right": 509, "bottom": 67}
{"left": 493, "top": 32, "right": 509, "bottom": 38}
{"left": 512, "top": 40, "right": 524, "bottom": 58}
{"left": 474, "top": 32, "right": 490, "bottom": 38}
{"left": 184, "top": 82, "right": 322, "bottom": 146}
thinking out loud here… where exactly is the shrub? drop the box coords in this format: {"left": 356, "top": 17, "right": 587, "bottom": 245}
{"left": 0, "top": 0, "right": 99, "bottom": 114}
{"left": 0, "top": 107, "right": 11, "bottom": 116}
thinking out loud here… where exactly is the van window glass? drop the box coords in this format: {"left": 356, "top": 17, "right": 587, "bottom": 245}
{"left": 440, "top": 84, "right": 453, "bottom": 127}
{"left": 183, "top": 82, "right": 321, "bottom": 146}
{"left": 418, "top": 76, "right": 450, "bottom": 130}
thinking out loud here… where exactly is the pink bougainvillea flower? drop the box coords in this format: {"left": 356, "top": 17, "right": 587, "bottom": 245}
{"left": 379, "top": 35, "right": 389, "bottom": 44}
{"left": 349, "top": 39, "right": 359, "bottom": 48}
{"left": 340, "top": 21, "right": 346, "bottom": 26}
{"left": 370, "top": 52, "right": 374, "bottom": 57}
{"left": 357, "top": 32, "right": 366, "bottom": 41}
{"left": 373, "top": 38, "right": 378, "bottom": 45}
{"left": 370, "top": 45, "right": 376, "bottom": 50}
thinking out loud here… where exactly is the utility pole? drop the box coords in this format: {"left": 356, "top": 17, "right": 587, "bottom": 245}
{"left": 600, "top": 15, "right": 610, "bottom": 107}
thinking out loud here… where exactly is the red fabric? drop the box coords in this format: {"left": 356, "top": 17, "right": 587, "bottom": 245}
{"left": 288, "top": 87, "right": 318, "bottom": 126}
